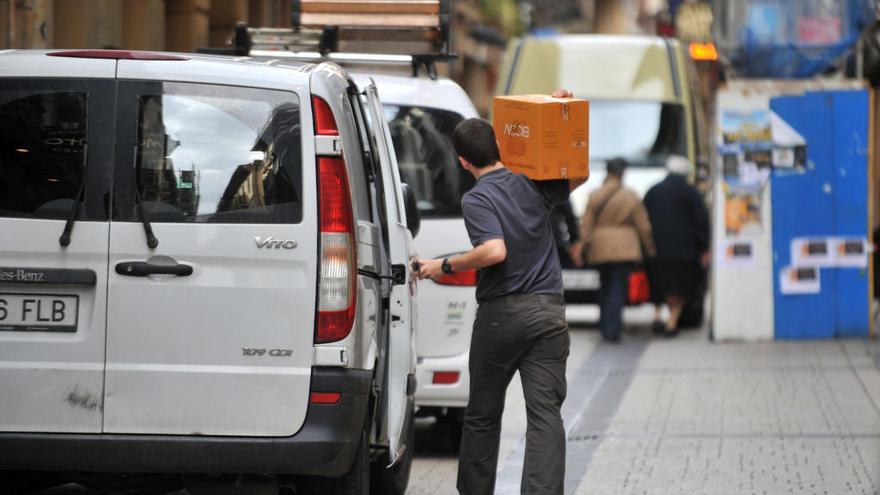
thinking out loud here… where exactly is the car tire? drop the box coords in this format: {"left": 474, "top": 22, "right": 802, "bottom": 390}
{"left": 370, "top": 412, "right": 414, "bottom": 495}
{"left": 301, "top": 416, "right": 370, "bottom": 495}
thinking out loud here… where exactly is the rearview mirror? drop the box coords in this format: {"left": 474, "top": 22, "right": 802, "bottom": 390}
{"left": 400, "top": 183, "right": 421, "bottom": 239}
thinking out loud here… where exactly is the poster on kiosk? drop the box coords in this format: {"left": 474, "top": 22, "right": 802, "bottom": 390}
{"left": 712, "top": 80, "right": 872, "bottom": 341}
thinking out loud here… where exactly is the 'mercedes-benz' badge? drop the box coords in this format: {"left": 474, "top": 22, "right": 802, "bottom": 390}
{"left": 255, "top": 236, "right": 298, "bottom": 249}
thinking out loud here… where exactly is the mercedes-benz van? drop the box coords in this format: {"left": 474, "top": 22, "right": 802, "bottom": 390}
{"left": 0, "top": 49, "right": 418, "bottom": 495}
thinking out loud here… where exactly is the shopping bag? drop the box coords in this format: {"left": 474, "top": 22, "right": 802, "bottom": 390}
{"left": 627, "top": 269, "right": 651, "bottom": 304}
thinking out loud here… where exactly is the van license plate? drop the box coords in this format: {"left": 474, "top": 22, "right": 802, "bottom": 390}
{"left": 0, "top": 294, "right": 78, "bottom": 332}
{"left": 562, "top": 270, "right": 600, "bottom": 290}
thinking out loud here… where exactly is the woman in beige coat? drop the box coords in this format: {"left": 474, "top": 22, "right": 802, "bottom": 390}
{"left": 573, "top": 158, "right": 655, "bottom": 342}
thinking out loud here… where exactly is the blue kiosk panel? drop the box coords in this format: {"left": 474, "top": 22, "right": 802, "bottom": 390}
{"left": 770, "top": 89, "right": 869, "bottom": 339}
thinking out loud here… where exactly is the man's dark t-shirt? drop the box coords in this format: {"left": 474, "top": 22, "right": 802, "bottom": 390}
{"left": 461, "top": 168, "right": 570, "bottom": 303}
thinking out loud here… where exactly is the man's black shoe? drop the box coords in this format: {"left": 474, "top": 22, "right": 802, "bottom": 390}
{"left": 602, "top": 334, "right": 621, "bottom": 343}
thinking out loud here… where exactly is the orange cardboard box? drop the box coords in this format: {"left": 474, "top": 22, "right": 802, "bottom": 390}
{"left": 492, "top": 95, "right": 589, "bottom": 180}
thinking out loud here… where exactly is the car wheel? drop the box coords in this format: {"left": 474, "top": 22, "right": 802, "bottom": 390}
{"left": 302, "top": 416, "right": 370, "bottom": 495}
{"left": 370, "top": 412, "right": 415, "bottom": 495}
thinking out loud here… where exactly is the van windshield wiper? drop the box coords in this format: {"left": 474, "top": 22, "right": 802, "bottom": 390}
{"left": 130, "top": 145, "right": 158, "bottom": 249}
{"left": 58, "top": 179, "right": 86, "bottom": 247}
{"left": 133, "top": 176, "right": 159, "bottom": 249}
{"left": 134, "top": 187, "right": 159, "bottom": 249}
{"left": 59, "top": 143, "right": 88, "bottom": 247}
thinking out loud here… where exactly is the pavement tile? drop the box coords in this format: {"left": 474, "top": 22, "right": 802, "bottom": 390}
{"left": 607, "top": 368, "right": 880, "bottom": 436}
{"left": 573, "top": 437, "right": 880, "bottom": 495}
{"left": 408, "top": 317, "right": 880, "bottom": 495}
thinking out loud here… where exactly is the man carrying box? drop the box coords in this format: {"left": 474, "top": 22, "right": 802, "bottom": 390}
{"left": 415, "top": 89, "right": 588, "bottom": 495}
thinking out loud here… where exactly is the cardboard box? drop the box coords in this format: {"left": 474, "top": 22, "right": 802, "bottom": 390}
{"left": 53, "top": 0, "right": 123, "bottom": 48}
{"left": 492, "top": 95, "right": 589, "bottom": 180}
{"left": 123, "top": 0, "right": 165, "bottom": 50}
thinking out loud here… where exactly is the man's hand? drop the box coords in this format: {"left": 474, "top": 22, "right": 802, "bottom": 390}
{"left": 415, "top": 257, "right": 443, "bottom": 281}
{"left": 552, "top": 88, "right": 573, "bottom": 98}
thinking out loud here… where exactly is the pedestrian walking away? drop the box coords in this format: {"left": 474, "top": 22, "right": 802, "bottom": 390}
{"left": 415, "top": 90, "right": 586, "bottom": 495}
{"left": 643, "top": 155, "right": 710, "bottom": 337}
{"left": 573, "top": 158, "right": 656, "bottom": 342}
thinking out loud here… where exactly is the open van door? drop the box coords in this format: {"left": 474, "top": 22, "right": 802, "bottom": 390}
{"left": 362, "top": 83, "right": 417, "bottom": 463}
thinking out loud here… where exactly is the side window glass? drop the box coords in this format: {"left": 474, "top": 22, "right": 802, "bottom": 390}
{"left": 384, "top": 105, "right": 473, "bottom": 217}
{"left": 125, "top": 83, "right": 302, "bottom": 224}
{"left": 0, "top": 89, "right": 88, "bottom": 220}
{"left": 360, "top": 92, "right": 402, "bottom": 222}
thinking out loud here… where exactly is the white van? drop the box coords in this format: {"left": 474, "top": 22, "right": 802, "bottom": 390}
{"left": 0, "top": 49, "right": 419, "bottom": 494}
{"left": 353, "top": 72, "right": 479, "bottom": 443}
{"left": 496, "top": 34, "right": 709, "bottom": 315}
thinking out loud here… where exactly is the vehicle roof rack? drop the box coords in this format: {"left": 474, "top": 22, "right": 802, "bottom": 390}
{"left": 198, "top": 0, "right": 456, "bottom": 80}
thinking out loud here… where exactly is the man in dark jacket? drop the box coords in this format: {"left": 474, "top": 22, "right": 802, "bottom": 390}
{"left": 643, "top": 155, "right": 710, "bottom": 336}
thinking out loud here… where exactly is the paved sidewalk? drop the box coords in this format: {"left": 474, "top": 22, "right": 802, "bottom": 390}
{"left": 408, "top": 311, "right": 880, "bottom": 494}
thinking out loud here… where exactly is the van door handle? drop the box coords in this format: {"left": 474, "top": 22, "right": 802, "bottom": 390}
{"left": 115, "top": 261, "right": 193, "bottom": 277}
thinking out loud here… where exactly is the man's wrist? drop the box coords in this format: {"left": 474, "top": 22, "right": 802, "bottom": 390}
{"left": 441, "top": 257, "right": 454, "bottom": 274}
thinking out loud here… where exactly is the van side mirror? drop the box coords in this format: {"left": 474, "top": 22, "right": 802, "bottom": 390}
{"left": 400, "top": 183, "right": 421, "bottom": 239}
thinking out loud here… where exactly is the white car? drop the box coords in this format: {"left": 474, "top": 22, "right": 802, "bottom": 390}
{"left": 354, "top": 72, "right": 479, "bottom": 442}
{"left": 0, "top": 49, "right": 418, "bottom": 494}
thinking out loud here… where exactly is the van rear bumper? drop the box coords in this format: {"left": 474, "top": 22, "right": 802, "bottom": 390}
{"left": 0, "top": 368, "right": 371, "bottom": 477}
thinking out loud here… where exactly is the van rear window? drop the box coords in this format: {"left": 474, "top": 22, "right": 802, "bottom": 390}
{"left": 384, "top": 105, "right": 473, "bottom": 218}
{"left": 122, "top": 82, "right": 302, "bottom": 224}
{"left": 0, "top": 88, "right": 89, "bottom": 220}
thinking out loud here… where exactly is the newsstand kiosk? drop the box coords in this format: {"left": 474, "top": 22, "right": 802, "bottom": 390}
{"left": 710, "top": 0, "right": 876, "bottom": 340}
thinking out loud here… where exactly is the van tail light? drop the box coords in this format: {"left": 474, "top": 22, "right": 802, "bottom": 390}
{"left": 432, "top": 371, "right": 460, "bottom": 385}
{"left": 433, "top": 269, "right": 478, "bottom": 286}
{"left": 310, "top": 392, "right": 341, "bottom": 404}
{"left": 316, "top": 157, "right": 356, "bottom": 344}
{"left": 314, "top": 95, "right": 356, "bottom": 344}
{"left": 312, "top": 95, "right": 339, "bottom": 136}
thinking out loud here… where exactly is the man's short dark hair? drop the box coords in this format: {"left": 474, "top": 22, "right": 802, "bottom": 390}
{"left": 606, "top": 157, "right": 628, "bottom": 177}
{"left": 452, "top": 118, "right": 501, "bottom": 168}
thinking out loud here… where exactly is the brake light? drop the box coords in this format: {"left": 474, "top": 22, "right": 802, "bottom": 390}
{"left": 47, "top": 50, "right": 187, "bottom": 61}
{"left": 310, "top": 392, "right": 341, "bottom": 404}
{"left": 434, "top": 269, "right": 478, "bottom": 286}
{"left": 312, "top": 95, "right": 339, "bottom": 136}
{"left": 316, "top": 157, "right": 356, "bottom": 343}
{"left": 314, "top": 95, "right": 355, "bottom": 344}
{"left": 432, "top": 371, "right": 460, "bottom": 385}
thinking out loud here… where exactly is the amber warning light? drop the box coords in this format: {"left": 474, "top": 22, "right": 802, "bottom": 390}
{"left": 689, "top": 42, "right": 718, "bottom": 61}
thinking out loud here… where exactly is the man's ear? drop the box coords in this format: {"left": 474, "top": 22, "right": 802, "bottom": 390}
{"left": 458, "top": 156, "right": 470, "bottom": 169}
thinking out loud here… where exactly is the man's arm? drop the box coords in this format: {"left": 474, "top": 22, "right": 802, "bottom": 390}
{"left": 415, "top": 239, "right": 506, "bottom": 280}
